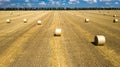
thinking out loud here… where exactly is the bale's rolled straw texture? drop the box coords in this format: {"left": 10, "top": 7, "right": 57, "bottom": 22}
{"left": 54, "top": 28, "right": 62, "bottom": 36}
{"left": 94, "top": 35, "right": 106, "bottom": 46}
{"left": 85, "top": 18, "right": 89, "bottom": 22}
{"left": 24, "top": 19, "right": 27, "bottom": 23}
{"left": 6, "top": 19, "right": 10, "bottom": 23}
{"left": 37, "top": 20, "right": 41, "bottom": 25}
{"left": 113, "top": 19, "right": 118, "bottom": 23}
{"left": 113, "top": 15, "right": 117, "bottom": 17}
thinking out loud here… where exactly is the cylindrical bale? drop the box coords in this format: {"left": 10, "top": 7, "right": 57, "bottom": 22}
{"left": 37, "top": 20, "right": 41, "bottom": 25}
{"left": 94, "top": 35, "right": 106, "bottom": 46}
{"left": 54, "top": 28, "right": 62, "bottom": 36}
{"left": 6, "top": 19, "right": 11, "bottom": 23}
{"left": 24, "top": 19, "right": 27, "bottom": 23}
{"left": 113, "top": 19, "right": 118, "bottom": 23}
{"left": 113, "top": 15, "right": 117, "bottom": 17}
{"left": 85, "top": 18, "right": 89, "bottom": 22}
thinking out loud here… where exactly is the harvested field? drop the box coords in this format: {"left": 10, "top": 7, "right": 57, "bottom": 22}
{"left": 0, "top": 10, "right": 120, "bottom": 67}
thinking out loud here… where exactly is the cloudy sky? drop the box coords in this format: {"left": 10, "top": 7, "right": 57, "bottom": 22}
{"left": 0, "top": 0, "right": 120, "bottom": 8}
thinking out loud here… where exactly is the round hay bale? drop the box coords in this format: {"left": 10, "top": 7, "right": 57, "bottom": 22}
{"left": 6, "top": 19, "right": 11, "bottom": 23}
{"left": 85, "top": 18, "right": 89, "bottom": 22}
{"left": 94, "top": 35, "right": 106, "bottom": 46}
{"left": 37, "top": 20, "right": 41, "bottom": 25}
{"left": 24, "top": 19, "right": 27, "bottom": 23}
{"left": 113, "top": 15, "right": 117, "bottom": 17}
{"left": 113, "top": 19, "right": 118, "bottom": 23}
{"left": 54, "top": 28, "right": 62, "bottom": 36}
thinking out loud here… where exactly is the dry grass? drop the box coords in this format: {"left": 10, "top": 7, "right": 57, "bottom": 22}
{"left": 0, "top": 10, "right": 120, "bottom": 67}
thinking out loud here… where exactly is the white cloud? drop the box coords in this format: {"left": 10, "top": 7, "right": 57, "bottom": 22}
{"left": 49, "top": 0, "right": 61, "bottom": 6}
{"left": 69, "top": 0, "right": 80, "bottom": 4}
{"left": 27, "top": 3, "right": 32, "bottom": 7}
{"left": 63, "top": 0, "right": 66, "bottom": 2}
{"left": 56, "top": 1, "right": 60, "bottom": 5}
{"left": 25, "top": 0, "right": 29, "bottom": 2}
{"left": 83, "top": 0, "right": 97, "bottom": 3}
{"left": 14, "top": 3, "right": 24, "bottom": 8}
{"left": 6, "top": 0, "right": 10, "bottom": 2}
{"left": 93, "top": 0, "right": 97, "bottom": 3}
{"left": 99, "top": 0, "right": 112, "bottom": 5}
{"left": 10, "top": 3, "right": 16, "bottom": 6}
{"left": 115, "top": 2, "right": 119, "bottom": 4}
{"left": 62, "top": 3, "right": 66, "bottom": 5}
{"left": 105, "top": 2, "right": 110, "bottom": 5}
{"left": 0, "top": 0, "right": 10, "bottom": 6}
{"left": 32, "top": 0, "right": 38, "bottom": 2}
{"left": 39, "top": 1, "right": 46, "bottom": 6}
{"left": 99, "top": 0, "right": 111, "bottom": 2}
{"left": 0, "top": 0, "right": 10, "bottom": 2}
{"left": 49, "top": 0, "right": 55, "bottom": 5}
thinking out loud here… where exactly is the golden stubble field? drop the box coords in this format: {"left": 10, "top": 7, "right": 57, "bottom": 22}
{"left": 0, "top": 10, "right": 120, "bottom": 67}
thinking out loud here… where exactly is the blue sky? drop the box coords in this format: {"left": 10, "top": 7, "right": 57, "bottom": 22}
{"left": 0, "top": 0, "right": 120, "bottom": 8}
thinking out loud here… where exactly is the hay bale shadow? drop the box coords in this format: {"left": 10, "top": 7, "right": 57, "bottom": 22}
{"left": 91, "top": 42, "right": 96, "bottom": 46}
{"left": 91, "top": 42, "right": 104, "bottom": 46}
{"left": 54, "top": 34, "right": 61, "bottom": 37}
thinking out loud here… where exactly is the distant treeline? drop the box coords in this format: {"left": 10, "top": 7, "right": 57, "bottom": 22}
{"left": 0, "top": 7, "right": 120, "bottom": 10}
